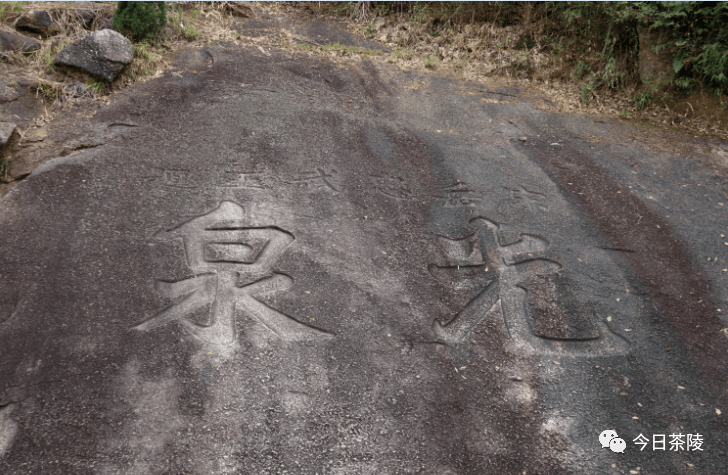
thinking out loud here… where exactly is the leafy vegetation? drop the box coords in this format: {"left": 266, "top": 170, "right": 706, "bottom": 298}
{"left": 322, "top": 1, "right": 728, "bottom": 109}
{"left": 169, "top": 4, "right": 199, "bottom": 40}
{"left": 423, "top": 54, "right": 439, "bottom": 68}
{"left": 112, "top": 1, "right": 167, "bottom": 42}
{"left": 87, "top": 80, "right": 106, "bottom": 95}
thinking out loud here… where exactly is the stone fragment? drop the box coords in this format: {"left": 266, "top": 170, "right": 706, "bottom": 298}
{"left": 63, "top": 82, "right": 94, "bottom": 99}
{"left": 0, "top": 29, "right": 41, "bottom": 54}
{"left": 0, "top": 122, "right": 18, "bottom": 149}
{"left": 15, "top": 10, "right": 63, "bottom": 38}
{"left": 53, "top": 29, "right": 133, "bottom": 82}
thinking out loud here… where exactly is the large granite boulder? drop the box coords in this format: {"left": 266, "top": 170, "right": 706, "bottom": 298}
{"left": 53, "top": 29, "right": 133, "bottom": 82}
{"left": 14, "top": 10, "right": 62, "bottom": 38}
{"left": 0, "top": 29, "right": 40, "bottom": 54}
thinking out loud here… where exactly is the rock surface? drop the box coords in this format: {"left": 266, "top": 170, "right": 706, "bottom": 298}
{"left": 53, "top": 29, "right": 133, "bottom": 82}
{"left": 0, "top": 29, "right": 40, "bottom": 53}
{"left": 0, "top": 43, "right": 727, "bottom": 475}
{"left": 0, "top": 122, "right": 17, "bottom": 149}
{"left": 14, "top": 10, "right": 62, "bottom": 38}
{"left": 0, "top": 76, "right": 45, "bottom": 129}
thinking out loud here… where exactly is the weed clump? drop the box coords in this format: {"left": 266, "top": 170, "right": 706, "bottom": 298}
{"left": 112, "top": 1, "right": 167, "bottom": 42}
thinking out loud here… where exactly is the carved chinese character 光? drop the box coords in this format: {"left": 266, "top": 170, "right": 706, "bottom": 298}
{"left": 430, "top": 217, "right": 629, "bottom": 356}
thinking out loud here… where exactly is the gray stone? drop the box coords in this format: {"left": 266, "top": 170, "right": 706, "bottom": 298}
{"left": 0, "top": 122, "right": 17, "bottom": 148}
{"left": 63, "top": 81, "right": 94, "bottom": 99}
{"left": 14, "top": 10, "right": 62, "bottom": 38}
{"left": 96, "top": 16, "right": 113, "bottom": 31}
{"left": 53, "top": 29, "right": 133, "bottom": 82}
{"left": 0, "top": 29, "right": 40, "bottom": 54}
{"left": 0, "top": 43, "right": 727, "bottom": 474}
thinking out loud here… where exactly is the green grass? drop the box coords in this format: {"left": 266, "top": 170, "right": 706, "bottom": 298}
{"left": 393, "top": 48, "right": 413, "bottom": 60}
{"left": 0, "top": 1, "right": 26, "bottom": 24}
{"left": 35, "top": 84, "right": 59, "bottom": 101}
{"left": 580, "top": 77, "right": 597, "bottom": 102}
{"left": 169, "top": 6, "right": 200, "bottom": 40}
{"left": 364, "top": 20, "right": 375, "bottom": 37}
{"left": 87, "top": 81, "right": 106, "bottom": 95}
{"left": 424, "top": 54, "right": 439, "bottom": 68}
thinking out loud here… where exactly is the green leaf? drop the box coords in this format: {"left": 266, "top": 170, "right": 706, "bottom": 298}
{"left": 672, "top": 57, "right": 684, "bottom": 73}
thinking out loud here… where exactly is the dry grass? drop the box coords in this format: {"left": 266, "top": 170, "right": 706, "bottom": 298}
{"left": 2, "top": 1, "right": 727, "bottom": 143}
{"left": 290, "top": 2, "right": 728, "bottom": 142}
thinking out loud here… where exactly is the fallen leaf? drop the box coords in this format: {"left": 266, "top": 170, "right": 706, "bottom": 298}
{"left": 637, "top": 402, "right": 643, "bottom": 407}
{"left": 258, "top": 45, "right": 270, "bottom": 56}
{"left": 553, "top": 360, "right": 561, "bottom": 365}
{"left": 632, "top": 416, "right": 639, "bottom": 419}
{"left": 624, "top": 328, "right": 632, "bottom": 332}
{"left": 717, "top": 408, "right": 722, "bottom": 415}
{"left": 678, "top": 385, "right": 686, "bottom": 390}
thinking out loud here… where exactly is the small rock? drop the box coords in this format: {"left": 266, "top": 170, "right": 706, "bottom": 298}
{"left": 63, "top": 82, "right": 94, "bottom": 99}
{"left": 53, "top": 29, "right": 133, "bottom": 82}
{"left": 0, "top": 30, "right": 41, "bottom": 54}
{"left": 96, "top": 17, "right": 113, "bottom": 31}
{"left": 15, "top": 10, "right": 63, "bottom": 38}
{"left": 519, "top": 136, "right": 527, "bottom": 141}
{"left": 0, "top": 80, "right": 25, "bottom": 104}
{"left": 0, "top": 122, "right": 19, "bottom": 149}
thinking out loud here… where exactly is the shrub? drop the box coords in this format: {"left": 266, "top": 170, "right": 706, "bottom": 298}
{"left": 112, "top": 1, "right": 167, "bottom": 42}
